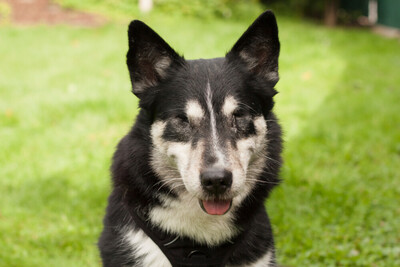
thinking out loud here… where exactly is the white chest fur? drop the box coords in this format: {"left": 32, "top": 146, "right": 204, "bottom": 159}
{"left": 123, "top": 227, "right": 172, "bottom": 267}
{"left": 123, "top": 226, "right": 273, "bottom": 267}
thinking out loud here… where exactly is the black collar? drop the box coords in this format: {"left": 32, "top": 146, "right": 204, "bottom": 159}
{"left": 130, "top": 207, "right": 241, "bottom": 267}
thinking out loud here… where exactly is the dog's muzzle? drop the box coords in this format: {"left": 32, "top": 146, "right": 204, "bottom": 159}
{"left": 199, "top": 167, "right": 233, "bottom": 215}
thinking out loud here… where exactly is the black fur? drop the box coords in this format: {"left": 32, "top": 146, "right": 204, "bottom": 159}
{"left": 99, "top": 10, "right": 282, "bottom": 267}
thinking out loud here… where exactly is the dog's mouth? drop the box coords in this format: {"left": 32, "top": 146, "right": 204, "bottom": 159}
{"left": 199, "top": 199, "right": 232, "bottom": 215}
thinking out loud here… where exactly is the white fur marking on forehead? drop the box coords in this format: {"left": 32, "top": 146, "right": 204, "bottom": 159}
{"left": 185, "top": 100, "right": 204, "bottom": 122}
{"left": 206, "top": 82, "right": 225, "bottom": 165}
{"left": 222, "top": 96, "right": 238, "bottom": 117}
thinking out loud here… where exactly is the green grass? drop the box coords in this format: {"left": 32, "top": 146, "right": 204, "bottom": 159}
{"left": 1, "top": 12, "right": 400, "bottom": 267}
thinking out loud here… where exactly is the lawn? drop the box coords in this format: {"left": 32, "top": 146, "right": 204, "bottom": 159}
{"left": 1, "top": 8, "right": 400, "bottom": 267}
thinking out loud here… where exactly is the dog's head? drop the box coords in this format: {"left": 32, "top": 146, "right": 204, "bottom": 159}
{"left": 127, "top": 11, "right": 280, "bottom": 216}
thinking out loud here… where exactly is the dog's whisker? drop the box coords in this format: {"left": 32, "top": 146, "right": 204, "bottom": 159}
{"left": 265, "top": 156, "right": 281, "bottom": 165}
{"left": 165, "top": 184, "right": 186, "bottom": 195}
{"left": 153, "top": 178, "right": 183, "bottom": 187}
{"left": 153, "top": 178, "right": 185, "bottom": 194}
{"left": 245, "top": 178, "right": 280, "bottom": 185}
{"left": 237, "top": 102, "right": 258, "bottom": 114}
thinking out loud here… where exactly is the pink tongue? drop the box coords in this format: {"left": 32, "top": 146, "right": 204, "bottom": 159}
{"left": 202, "top": 199, "right": 231, "bottom": 215}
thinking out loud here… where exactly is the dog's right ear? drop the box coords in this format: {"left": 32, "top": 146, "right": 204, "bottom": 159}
{"left": 127, "top": 20, "right": 184, "bottom": 98}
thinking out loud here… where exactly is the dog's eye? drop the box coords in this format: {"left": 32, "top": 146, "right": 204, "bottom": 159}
{"left": 233, "top": 110, "right": 246, "bottom": 118}
{"left": 232, "top": 110, "right": 252, "bottom": 132}
{"left": 175, "top": 114, "right": 190, "bottom": 125}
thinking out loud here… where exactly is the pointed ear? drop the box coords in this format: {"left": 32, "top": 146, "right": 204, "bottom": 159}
{"left": 227, "top": 10, "right": 280, "bottom": 86}
{"left": 127, "top": 20, "right": 184, "bottom": 98}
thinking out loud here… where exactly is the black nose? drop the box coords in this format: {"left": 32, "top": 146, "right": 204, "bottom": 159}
{"left": 200, "top": 168, "right": 232, "bottom": 195}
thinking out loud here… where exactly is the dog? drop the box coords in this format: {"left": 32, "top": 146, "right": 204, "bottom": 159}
{"left": 98, "top": 10, "right": 282, "bottom": 267}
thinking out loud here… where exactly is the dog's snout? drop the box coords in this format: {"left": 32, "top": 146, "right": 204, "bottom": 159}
{"left": 200, "top": 168, "right": 232, "bottom": 195}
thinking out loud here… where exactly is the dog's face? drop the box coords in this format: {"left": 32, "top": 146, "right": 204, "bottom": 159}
{"left": 127, "top": 11, "right": 280, "bottom": 216}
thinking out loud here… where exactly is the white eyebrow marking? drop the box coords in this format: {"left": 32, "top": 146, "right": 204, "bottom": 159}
{"left": 206, "top": 82, "right": 225, "bottom": 165}
{"left": 222, "top": 95, "right": 238, "bottom": 117}
{"left": 185, "top": 100, "right": 204, "bottom": 123}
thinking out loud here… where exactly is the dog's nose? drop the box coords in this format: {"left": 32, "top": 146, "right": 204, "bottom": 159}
{"left": 200, "top": 167, "right": 232, "bottom": 195}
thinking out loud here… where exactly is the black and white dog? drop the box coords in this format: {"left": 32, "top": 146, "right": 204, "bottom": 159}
{"left": 99, "top": 10, "right": 282, "bottom": 267}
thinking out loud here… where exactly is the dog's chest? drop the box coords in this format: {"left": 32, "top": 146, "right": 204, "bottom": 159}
{"left": 122, "top": 227, "right": 274, "bottom": 267}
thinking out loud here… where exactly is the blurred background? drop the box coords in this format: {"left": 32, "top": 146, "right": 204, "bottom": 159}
{"left": 0, "top": 0, "right": 399, "bottom": 266}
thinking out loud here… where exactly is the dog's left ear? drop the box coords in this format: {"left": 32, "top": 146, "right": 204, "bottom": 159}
{"left": 127, "top": 20, "right": 184, "bottom": 98}
{"left": 227, "top": 10, "right": 280, "bottom": 87}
